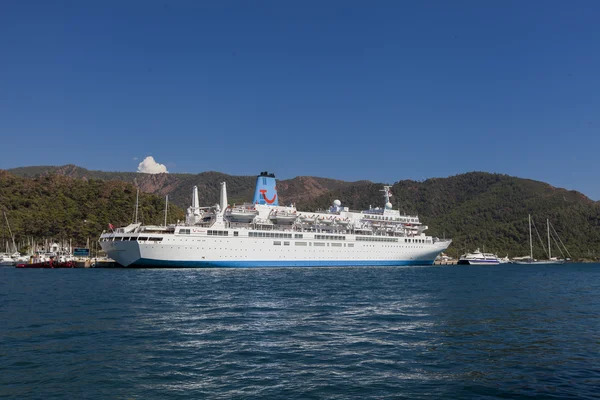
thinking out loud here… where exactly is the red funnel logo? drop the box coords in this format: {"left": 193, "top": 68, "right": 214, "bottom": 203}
{"left": 259, "top": 189, "right": 277, "bottom": 204}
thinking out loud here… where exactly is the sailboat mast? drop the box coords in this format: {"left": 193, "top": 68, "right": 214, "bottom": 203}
{"left": 529, "top": 214, "right": 533, "bottom": 260}
{"left": 547, "top": 219, "right": 551, "bottom": 259}
{"left": 4, "top": 212, "right": 17, "bottom": 253}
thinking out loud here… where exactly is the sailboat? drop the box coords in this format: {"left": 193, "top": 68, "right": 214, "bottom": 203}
{"left": 514, "top": 215, "right": 566, "bottom": 265}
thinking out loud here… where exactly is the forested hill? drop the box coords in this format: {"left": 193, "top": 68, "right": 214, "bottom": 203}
{"left": 8, "top": 165, "right": 363, "bottom": 208}
{"left": 0, "top": 171, "right": 184, "bottom": 248}
{"left": 298, "top": 173, "right": 600, "bottom": 259}
{"left": 5, "top": 166, "right": 600, "bottom": 260}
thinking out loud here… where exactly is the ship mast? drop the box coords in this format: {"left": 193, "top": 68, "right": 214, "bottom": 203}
{"left": 164, "top": 195, "right": 169, "bottom": 226}
{"left": 134, "top": 188, "right": 139, "bottom": 224}
{"left": 380, "top": 186, "right": 392, "bottom": 208}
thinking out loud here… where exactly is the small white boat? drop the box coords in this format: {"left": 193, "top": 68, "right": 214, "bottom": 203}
{"left": 458, "top": 248, "right": 500, "bottom": 265}
{"left": 0, "top": 253, "right": 15, "bottom": 266}
{"left": 498, "top": 255, "right": 511, "bottom": 264}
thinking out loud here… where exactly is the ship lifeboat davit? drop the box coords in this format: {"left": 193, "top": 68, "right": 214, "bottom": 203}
{"left": 227, "top": 207, "right": 259, "bottom": 222}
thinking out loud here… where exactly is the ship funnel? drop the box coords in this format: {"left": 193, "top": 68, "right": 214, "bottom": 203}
{"left": 252, "top": 172, "right": 278, "bottom": 206}
{"left": 220, "top": 182, "right": 228, "bottom": 212}
{"left": 192, "top": 186, "right": 200, "bottom": 215}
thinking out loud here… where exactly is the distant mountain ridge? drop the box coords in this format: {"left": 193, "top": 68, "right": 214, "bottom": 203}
{"left": 7, "top": 165, "right": 368, "bottom": 209}
{"left": 5, "top": 165, "right": 600, "bottom": 259}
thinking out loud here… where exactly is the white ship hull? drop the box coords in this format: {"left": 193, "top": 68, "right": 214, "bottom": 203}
{"left": 100, "top": 173, "right": 451, "bottom": 268}
{"left": 100, "top": 230, "right": 450, "bottom": 268}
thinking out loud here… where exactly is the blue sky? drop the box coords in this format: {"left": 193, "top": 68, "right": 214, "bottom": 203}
{"left": 1, "top": 1, "right": 599, "bottom": 199}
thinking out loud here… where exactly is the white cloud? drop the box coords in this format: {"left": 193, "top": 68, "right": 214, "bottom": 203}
{"left": 137, "top": 156, "right": 169, "bottom": 174}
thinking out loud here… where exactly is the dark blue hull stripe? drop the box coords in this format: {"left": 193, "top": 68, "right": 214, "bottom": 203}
{"left": 130, "top": 259, "right": 436, "bottom": 268}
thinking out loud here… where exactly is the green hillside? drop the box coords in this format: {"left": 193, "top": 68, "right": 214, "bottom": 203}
{"left": 297, "top": 173, "right": 600, "bottom": 260}
{"left": 4, "top": 167, "right": 600, "bottom": 260}
{"left": 0, "top": 171, "right": 184, "bottom": 250}
{"left": 7, "top": 165, "right": 361, "bottom": 209}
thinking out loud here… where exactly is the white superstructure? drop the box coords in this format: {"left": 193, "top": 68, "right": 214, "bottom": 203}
{"left": 99, "top": 173, "right": 451, "bottom": 267}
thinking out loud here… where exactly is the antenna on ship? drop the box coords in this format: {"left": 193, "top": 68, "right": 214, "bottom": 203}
{"left": 134, "top": 188, "right": 139, "bottom": 224}
{"left": 380, "top": 186, "right": 393, "bottom": 209}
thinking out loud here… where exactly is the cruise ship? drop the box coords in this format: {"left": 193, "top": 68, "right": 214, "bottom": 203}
{"left": 99, "top": 173, "right": 452, "bottom": 267}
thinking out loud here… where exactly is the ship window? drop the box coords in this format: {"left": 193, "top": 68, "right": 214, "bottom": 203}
{"left": 295, "top": 242, "right": 307, "bottom": 246}
{"left": 348, "top": 243, "right": 354, "bottom": 247}
{"left": 273, "top": 241, "right": 281, "bottom": 245}
{"left": 284, "top": 241, "right": 290, "bottom": 246}
{"left": 295, "top": 234, "right": 303, "bottom": 239}
{"left": 234, "top": 231, "right": 239, "bottom": 237}
{"left": 331, "top": 243, "right": 342, "bottom": 247}
{"left": 138, "top": 237, "right": 148, "bottom": 241}
{"left": 314, "top": 242, "right": 325, "bottom": 247}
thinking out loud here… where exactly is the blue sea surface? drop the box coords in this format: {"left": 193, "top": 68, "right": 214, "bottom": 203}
{"left": 1, "top": 263, "right": 599, "bottom": 399}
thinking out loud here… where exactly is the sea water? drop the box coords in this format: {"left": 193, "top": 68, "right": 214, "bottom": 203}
{"left": 1, "top": 263, "right": 599, "bottom": 399}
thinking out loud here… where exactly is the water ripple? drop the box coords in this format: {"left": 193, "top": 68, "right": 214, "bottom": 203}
{"left": 1, "top": 264, "right": 599, "bottom": 399}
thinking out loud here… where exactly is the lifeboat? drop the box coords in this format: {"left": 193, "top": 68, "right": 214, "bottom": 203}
{"left": 227, "top": 207, "right": 259, "bottom": 222}
{"left": 272, "top": 211, "right": 298, "bottom": 224}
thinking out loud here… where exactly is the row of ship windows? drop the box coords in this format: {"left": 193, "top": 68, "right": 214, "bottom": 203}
{"left": 314, "top": 235, "right": 346, "bottom": 241}
{"left": 145, "top": 245, "right": 429, "bottom": 252}
{"left": 272, "top": 241, "right": 355, "bottom": 247}
{"left": 364, "top": 215, "right": 417, "bottom": 222}
{"left": 357, "top": 237, "right": 398, "bottom": 242}
{"left": 101, "top": 237, "right": 163, "bottom": 242}
{"left": 248, "top": 232, "right": 298, "bottom": 238}
{"left": 102, "top": 236, "right": 428, "bottom": 244}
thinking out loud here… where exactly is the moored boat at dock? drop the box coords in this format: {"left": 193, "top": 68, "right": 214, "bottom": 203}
{"left": 16, "top": 260, "right": 77, "bottom": 268}
{"left": 457, "top": 248, "right": 500, "bottom": 265}
{"left": 515, "top": 215, "right": 568, "bottom": 265}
